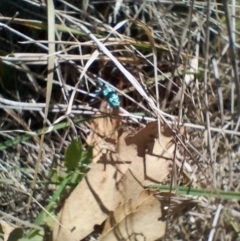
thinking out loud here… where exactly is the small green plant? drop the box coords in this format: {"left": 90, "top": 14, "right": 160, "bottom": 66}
{"left": 25, "top": 138, "right": 92, "bottom": 240}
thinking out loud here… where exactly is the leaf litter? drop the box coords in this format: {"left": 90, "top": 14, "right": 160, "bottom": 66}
{"left": 53, "top": 104, "right": 187, "bottom": 241}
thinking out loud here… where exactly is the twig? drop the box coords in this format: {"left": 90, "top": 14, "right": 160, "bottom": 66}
{"left": 208, "top": 204, "right": 223, "bottom": 241}
{"left": 161, "top": 0, "right": 194, "bottom": 110}
{"left": 204, "top": 0, "right": 215, "bottom": 188}
{"left": 223, "top": 0, "right": 240, "bottom": 116}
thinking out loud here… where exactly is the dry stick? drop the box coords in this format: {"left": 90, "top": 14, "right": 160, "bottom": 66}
{"left": 210, "top": 53, "right": 231, "bottom": 187}
{"left": 164, "top": 140, "right": 179, "bottom": 240}
{"left": 203, "top": 0, "right": 215, "bottom": 188}
{"left": 177, "top": 0, "right": 194, "bottom": 125}
{"left": 195, "top": 31, "right": 204, "bottom": 122}
{"left": 2, "top": 108, "right": 39, "bottom": 144}
{"left": 27, "top": 0, "right": 56, "bottom": 211}
{"left": 5, "top": 12, "right": 19, "bottom": 26}
{"left": 211, "top": 57, "right": 224, "bottom": 126}
{"left": 223, "top": 0, "right": 240, "bottom": 116}
{"left": 150, "top": 28, "right": 162, "bottom": 147}
{"left": 161, "top": 1, "right": 193, "bottom": 110}
{"left": 164, "top": 3, "right": 194, "bottom": 236}
{"left": 207, "top": 204, "right": 223, "bottom": 241}
{"left": 230, "top": 0, "right": 236, "bottom": 132}
{"left": 151, "top": 4, "right": 174, "bottom": 60}
{"left": 224, "top": 0, "right": 239, "bottom": 189}
{"left": 232, "top": 0, "right": 237, "bottom": 125}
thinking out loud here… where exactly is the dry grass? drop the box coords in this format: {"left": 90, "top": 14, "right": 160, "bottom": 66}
{"left": 0, "top": 0, "right": 240, "bottom": 240}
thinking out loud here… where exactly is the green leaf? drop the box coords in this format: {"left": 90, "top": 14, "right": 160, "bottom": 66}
{"left": 26, "top": 174, "right": 72, "bottom": 239}
{"left": 81, "top": 146, "right": 93, "bottom": 165}
{"left": 0, "top": 117, "right": 86, "bottom": 151}
{"left": 147, "top": 184, "right": 240, "bottom": 200}
{"left": 64, "top": 138, "right": 83, "bottom": 171}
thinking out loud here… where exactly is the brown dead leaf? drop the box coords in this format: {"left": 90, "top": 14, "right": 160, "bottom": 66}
{"left": 100, "top": 190, "right": 166, "bottom": 241}
{"left": 86, "top": 101, "right": 121, "bottom": 163}
{"left": 53, "top": 121, "right": 184, "bottom": 241}
{"left": 0, "top": 221, "right": 23, "bottom": 241}
{"left": 118, "top": 123, "right": 178, "bottom": 199}
{"left": 53, "top": 133, "right": 141, "bottom": 241}
{"left": 125, "top": 121, "right": 159, "bottom": 157}
{"left": 125, "top": 121, "right": 182, "bottom": 156}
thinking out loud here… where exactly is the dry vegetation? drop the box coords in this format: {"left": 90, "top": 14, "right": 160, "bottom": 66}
{"left": 0, "top": 0, "right": 240, "bottom": 240}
